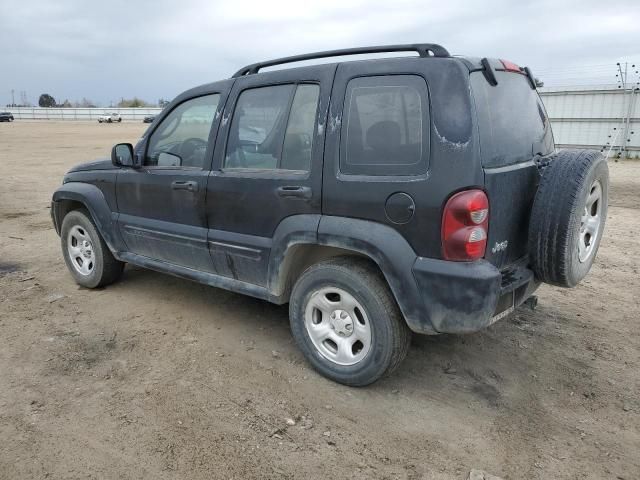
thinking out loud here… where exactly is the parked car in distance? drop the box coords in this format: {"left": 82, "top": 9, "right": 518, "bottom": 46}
{"left": 142, "top": 115, "right": 156, "bottom": 123}
{"left": 51, "top": 44, "right": 609, "bottom": 386}
{"left": 0, "top": 111, "right": 14, "bottom": 122}
{"left": 98, "top": 113, "right": 122, "bottom": 123}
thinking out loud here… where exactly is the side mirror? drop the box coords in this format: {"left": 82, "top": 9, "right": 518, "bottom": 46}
{"left": 111, "top": 143, "right": 134, "bottom": 167}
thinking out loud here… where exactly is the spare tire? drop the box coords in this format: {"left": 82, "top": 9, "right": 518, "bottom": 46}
{"left": 529, "top": 150, "right": 608, "bottom": 287}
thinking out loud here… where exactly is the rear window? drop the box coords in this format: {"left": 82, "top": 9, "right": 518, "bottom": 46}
{"left": 472, "top": 72, "right": 553, "bottom": 167}
{"left": 340, "top": 75, "right": 429, "bottom": 176}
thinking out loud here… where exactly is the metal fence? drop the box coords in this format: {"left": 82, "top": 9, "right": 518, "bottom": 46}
{"left": 6, "top": 107, "right": 162, "bottom": 122}
{"left": 539, "top": 85, "right": 639, "bottom": 158}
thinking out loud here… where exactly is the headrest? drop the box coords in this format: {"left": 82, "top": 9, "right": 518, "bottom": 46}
{"left": 366, "top": 121, "right": 401, "bottom": 151}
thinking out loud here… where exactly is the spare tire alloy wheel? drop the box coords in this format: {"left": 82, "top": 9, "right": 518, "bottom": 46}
{"left": 305, "top": 287, "right": 372, "bottom": 366}
{"left": 579, "top": 180, "right": 602, "bottom": 263}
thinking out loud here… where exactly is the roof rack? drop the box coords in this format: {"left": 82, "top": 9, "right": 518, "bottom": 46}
{"left": 232, "top": 43, "right": 450, "bottom": 77}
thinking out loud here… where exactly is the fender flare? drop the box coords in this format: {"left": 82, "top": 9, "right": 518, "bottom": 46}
{"left": 267, "top": 215, "right": 433, "bottom": 333}
{"left": 317, "top": 216, "right": 431, "bottom": 333}
{"left": 266, "top": 214, "right": 321, "bottom": 298}
{"left": 52, "top": 183, "right": 124, "bottom": 253}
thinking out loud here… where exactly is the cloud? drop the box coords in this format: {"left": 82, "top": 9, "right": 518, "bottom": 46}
{"left": 0, "top": 0, "right": 638, "bottom": 106}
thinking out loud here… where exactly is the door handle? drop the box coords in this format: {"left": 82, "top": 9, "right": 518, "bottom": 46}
{"left": 276, "top": 186, "right": 312, "bottom": 199}
{"left": 171, "top": 180, "right": 198, "bottom": 192}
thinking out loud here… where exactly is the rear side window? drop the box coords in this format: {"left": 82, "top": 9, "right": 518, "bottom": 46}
{"left": 224, "top": 84, "right": 320, "bottom": 171}
{"left": 473, "top": 72, "right": 554, "bottom": 167}
{"left": 341, "top": 75, "right": 428, "bottom": 176}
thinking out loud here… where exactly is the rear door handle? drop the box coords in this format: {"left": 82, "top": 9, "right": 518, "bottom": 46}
{"left": 171, "top": 180, "right": 198, "bottom": 192}
{"left": 276, "top": 186, "right": 312, "bottom": 199}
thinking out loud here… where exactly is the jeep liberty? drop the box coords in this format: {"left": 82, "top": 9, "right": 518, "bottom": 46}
{"left": 51, "top": 44, "right": 609, "bottom": 385}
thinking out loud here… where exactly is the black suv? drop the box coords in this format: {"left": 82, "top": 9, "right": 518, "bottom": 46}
{"left": 51, "top": 44, "right": 609, "bottom": 385}
{"left": 0, "top": 111, "right": 14, "bottom": 122}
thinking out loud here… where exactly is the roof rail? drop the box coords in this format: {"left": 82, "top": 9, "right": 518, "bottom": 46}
{"left": 232, "top": 43, "right": 450, "bottom": 77}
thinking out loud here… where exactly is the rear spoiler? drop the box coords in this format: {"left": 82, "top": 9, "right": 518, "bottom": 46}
{"left": 481, "top": 57, "right": 537, "bottom": 89}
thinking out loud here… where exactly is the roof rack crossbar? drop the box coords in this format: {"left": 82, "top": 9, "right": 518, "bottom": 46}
{"left": 232, "top": 43, "right": 450, "bottom": 77}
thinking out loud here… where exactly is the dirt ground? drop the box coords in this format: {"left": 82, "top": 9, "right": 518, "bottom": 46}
{"left": 0, "top": 121, "right": 638, "bottom": 480}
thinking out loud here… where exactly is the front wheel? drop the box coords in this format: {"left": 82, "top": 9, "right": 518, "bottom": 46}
{"left": 289, "top": 257, "right": 411, "bottom": 386}
{"left": 60, "top": 210, "right": 124, "bottom": 288}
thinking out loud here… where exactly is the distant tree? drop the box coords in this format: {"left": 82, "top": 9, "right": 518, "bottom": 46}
{"left": 38, "top": 93, "right": 56, "bottom": 107}
{"left": 80, "top": 97, "right": 96, "bottom": 108}
{"left": 117, "top": 97, "right": 151, "bottom": 108}
{"left": 158, "top": 98, "right": 170, "bottom": 108}
{"left": 60, "top": 99, "right": 72, "bottom": 108}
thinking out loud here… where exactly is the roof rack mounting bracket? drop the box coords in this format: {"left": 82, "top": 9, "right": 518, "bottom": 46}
{"left": 232, "top": 43, "right": 450, "bottom": 77}
{"left": 481, "top": 58, "right": 498, "bottom": 87}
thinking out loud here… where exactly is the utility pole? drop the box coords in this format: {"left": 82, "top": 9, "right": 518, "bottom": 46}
{"left": 621, "top": 64, "right": 639, "bottom": 159}
{"left": 11, "top": 89, "right": 15, "bottom": 107}
{"left": 609, "top": 63, "right": 640, "bottom": 160}
{"left": 603, "top": 62, "right": 636, "bottom": 160}
{"left": 615, "top": 63, "right": 627, "bottom": 158}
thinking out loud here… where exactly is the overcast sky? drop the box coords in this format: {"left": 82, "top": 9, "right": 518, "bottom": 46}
{"left": 1, "top": 0, "right": 639, "bottom": 107}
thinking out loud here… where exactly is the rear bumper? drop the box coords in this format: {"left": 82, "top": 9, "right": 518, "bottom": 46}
{"left": 409, "top": 257, "right": 538, "bottom": 334}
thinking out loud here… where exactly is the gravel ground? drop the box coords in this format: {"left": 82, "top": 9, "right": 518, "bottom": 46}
{"left": 1, "top": 121, "right": 639, "bottom": 479}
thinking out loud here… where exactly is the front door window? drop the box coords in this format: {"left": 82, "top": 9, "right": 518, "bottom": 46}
{"left": 146, "top": 94, "right": 220, "bottom": 168}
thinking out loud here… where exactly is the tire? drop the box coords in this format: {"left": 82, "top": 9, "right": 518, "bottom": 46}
{"left": 289, "top": 257, "right": 411, "bottom": 386}
{"left": 98, "top": 120, "right": 102, "bottom": 123}
{"left": 118, "top": 118, "right": 122, "bottom": 123}
{"left": 529, "top": 150, "right": 609, "bottom": 287}
{"left": 108, "top": 118, "right": 112, "bottom": 123}
{"left": 60, "top": 209, "right": 124, "bottom": 288}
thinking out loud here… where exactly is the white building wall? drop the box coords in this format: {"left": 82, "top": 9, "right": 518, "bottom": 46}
{"left": 539, "top": 87, "right": 639, "bottom": 157}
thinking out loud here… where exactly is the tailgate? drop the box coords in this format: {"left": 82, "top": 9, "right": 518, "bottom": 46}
{"left": 469, "top": 64, "right": 554, "bottom": 268}
{"left": 483, "top": 161, "right": 539, "bottom": 268}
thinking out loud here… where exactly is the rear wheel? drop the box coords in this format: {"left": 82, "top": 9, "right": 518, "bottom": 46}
{"left": 60, "top": 210, "right": 124, "bottom": 288}
{"left": 529, "top": 150, "right": 609, "bottom": 287}
{"left": 289, "top": 257, "right": 411, "bottom": 386}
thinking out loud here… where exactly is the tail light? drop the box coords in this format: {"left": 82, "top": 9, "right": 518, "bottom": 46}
{"left": 442, "top": 189, "right": 489, "bottom": 261}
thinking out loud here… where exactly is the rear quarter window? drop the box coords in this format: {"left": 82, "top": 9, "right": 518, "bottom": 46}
{"left": 472, "top": 72, "right": 554, "bottom": 168}
{"left": 340, "top": 75, "right": 429, "bottom": 176}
